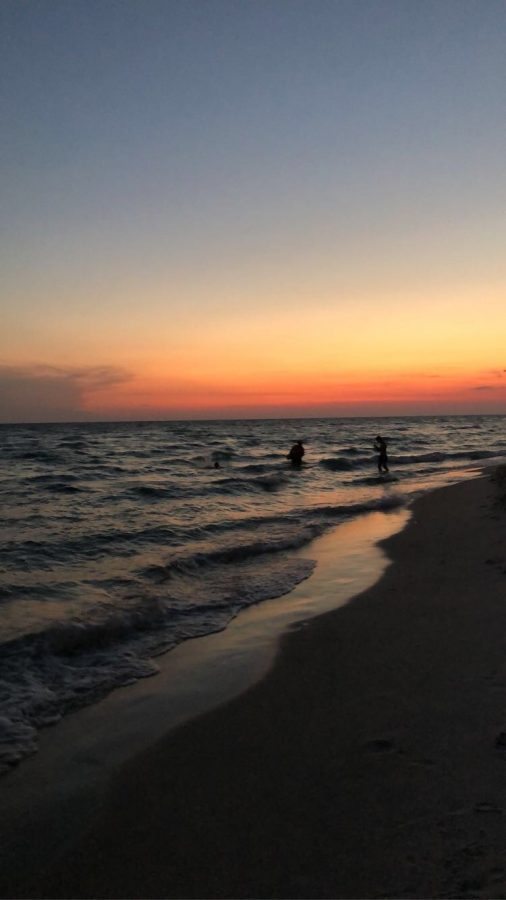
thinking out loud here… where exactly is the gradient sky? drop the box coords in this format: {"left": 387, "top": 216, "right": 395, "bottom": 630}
{"left": 1, "top": 0, "right": 505, "bottom": 421}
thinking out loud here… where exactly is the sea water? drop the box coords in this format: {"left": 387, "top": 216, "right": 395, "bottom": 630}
{"left": 0, "top": 415, "right": 504, "bottom": 770}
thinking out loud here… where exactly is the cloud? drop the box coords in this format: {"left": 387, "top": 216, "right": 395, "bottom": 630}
{"left": 472, "top": 385, "right": 497, "bottom": 392}
{"left": 0, "top": 364, "right": 132, "bottom": 423}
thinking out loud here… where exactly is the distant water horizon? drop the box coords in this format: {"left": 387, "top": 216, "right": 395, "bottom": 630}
{"left": 2, "top": 412, "right": 506, "bottom": 427}
{"left": 1, "top": 414, "right": 505, "bottom": 772}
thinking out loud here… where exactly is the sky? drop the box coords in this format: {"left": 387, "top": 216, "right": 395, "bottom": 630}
{"left": 1, "top": 0, "right": 505, "bottom": 422}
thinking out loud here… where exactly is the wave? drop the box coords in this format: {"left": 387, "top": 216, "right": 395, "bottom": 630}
{"left": 392, "top": 449, "right": 503, "bottom": 465}
{"left": 140, "top": 494, "right": 406, "bottom": 581}
{"left": 211, "top": 473, "right": 288, "bottom": 494}
{"left": 18, "top": 450, "right": 64, "bottom": 464}
{"left": 301, "top": 494, "right": 405, "bottom": 520}
{"left": 0, "top": 555, "right": 315, "bottom": 772}
{"left": 391, "top": 451, "right": 447, "bottom": 464}
{"left": 57, "top": 438, "right": 89, "bottom": 449}
{"left": 29, "top": 473, "right": 81, "bottom": 484}
{"left": 0, "top": 581, "right": 79, "bottom": 606}
{"left": 465, "top": 449, "right": 503, "bottom": 460}
{"left": 26, "top": 474, "right": 86, "bottom": 493}
{"left": 139, "top": 530, "right": 321, "bottom": 581}
{"left": 318, "top": 456, "right": 372, "bottom": 471}
{"left": 211, "top": 448, "right": 236, "bottom": 460}
{"left": 124, "top": 474, "right": 287, "bottom": 500}
{"left": 353, "top": 475, "right": 401, "bottom": 486}
{"left": 130, "top": 483, "right": 185, "bottom": 500}
{"left": 0, "top": 487, "right": 407, "bottom": 576}
{"left": 0, "top": 523, "right": 183, "bottom": 571}
{"left": 235, "top": 462, "right": 275, "bottom": 474}
{"left": 44, "top": 482, "right": 85, "bottom": 494}
{"left": 317, "top": 447, "right": 504, "bottom": 473}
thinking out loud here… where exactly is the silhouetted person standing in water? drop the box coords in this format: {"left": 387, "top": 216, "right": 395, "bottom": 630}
{"left": 287, "top": 440, "right": 305, "bottom": 466}
{"left": 374, "top": 435, "right": 389, "bottom": 473}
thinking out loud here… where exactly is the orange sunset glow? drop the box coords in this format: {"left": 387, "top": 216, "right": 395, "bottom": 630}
{"left": 1, "top": 1, "right": 505, "bottom": 422}
{"left": 82, "top": 366, "right": 506, "bottom": 419}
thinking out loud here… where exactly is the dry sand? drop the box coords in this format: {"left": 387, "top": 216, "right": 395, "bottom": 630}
{"left": 4, "top": 471, "right": 506, "bottom": 899}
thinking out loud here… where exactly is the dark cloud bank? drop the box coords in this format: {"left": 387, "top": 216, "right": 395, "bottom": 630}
{"left": 0, "top": 364, "right": 131, "bottom": 423}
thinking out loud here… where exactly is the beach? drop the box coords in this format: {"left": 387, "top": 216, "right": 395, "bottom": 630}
{"left": 2, "top": 469, "right": 506, "bottom": 898}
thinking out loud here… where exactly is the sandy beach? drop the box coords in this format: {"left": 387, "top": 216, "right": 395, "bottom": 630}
{"left": 3, "top": 469, "right": 506, "bottom": 899}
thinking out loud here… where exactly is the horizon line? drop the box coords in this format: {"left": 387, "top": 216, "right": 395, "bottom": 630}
{"left": 1, "top": 411, "right": 505, "bottom": 427}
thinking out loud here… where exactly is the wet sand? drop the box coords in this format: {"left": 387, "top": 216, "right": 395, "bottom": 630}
{"left": 4, "top": 471, "right": 506, "bottom": 898}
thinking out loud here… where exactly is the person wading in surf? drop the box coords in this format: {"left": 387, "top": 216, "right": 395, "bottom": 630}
{"left": 287, "top": 440, "right": 305, "bottom": 466}
{"left": 374, "top": 435, "right": 389, "bottom": 473}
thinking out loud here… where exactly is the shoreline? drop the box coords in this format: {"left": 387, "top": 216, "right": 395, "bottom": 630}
{"left": 0, "top": 506, "right": 409, "bottom": 895}
{"left": 3, "top": 470, "right": 506, "bottom": 897}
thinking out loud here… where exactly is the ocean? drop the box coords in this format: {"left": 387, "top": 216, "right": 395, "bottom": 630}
{"left": 1, "top": 414, "right": 505, "bottom": 771}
